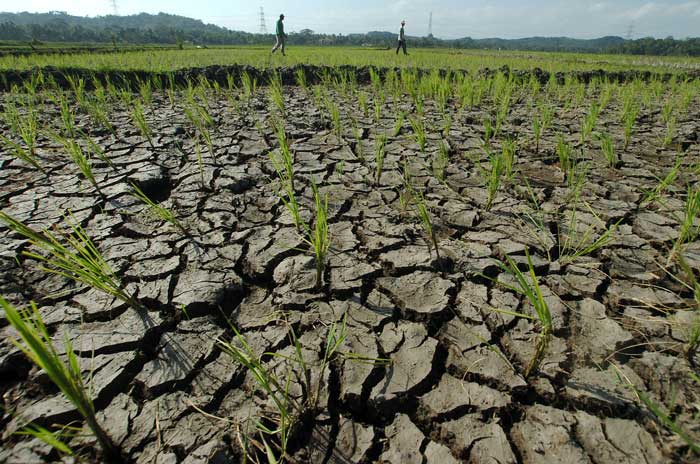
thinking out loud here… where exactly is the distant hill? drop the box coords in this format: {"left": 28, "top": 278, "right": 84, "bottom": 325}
{"left": 0, "top": 11, "right": 699, "bottom": 56}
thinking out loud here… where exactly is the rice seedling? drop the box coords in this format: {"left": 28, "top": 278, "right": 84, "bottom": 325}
{"left": 83, "top": 135, "right": 115, "bottom": 170}
{"left": 130, "top": 101, "right": 154, "bottom": 148}
{"left": 441, "top": 114, "right": 453, "bottom": 138}
{"left": 294, "top": 68, "right": 307, "bottom": 91}
{"left": 667, "top": 186, "right": 700, "bottom": 266}
{"left": 352, "top": 124, "right": 365, "bottom": 162}
{"left": 556, "top": 135, "right": 575, "bottom": 181}
{"left": 0, "top": 134, "right": 46, "bottom": 174}
{"left": 57, "top": 94, "right": 76, "bottom": 137}
{"left": 62, "top": 138, "right": 99, "bottom": 193}
{"left": 373, "top": 98, "right": 383, "bottom": 126}
{"left": 502, "top": 138, "right": 517, "bottom": 179}
{"left": 413, "top": 190, "right": 441, "bottom": 260}
{"left": 621, "top": 96, "right": 639, "bottom": 150}
{"left": 409, "top": 116, "right": 427, "bottom": 153}
{"left": 325, "top": 98, "right": 342, "bottom": 137}
{"left": 374, "top": 134, "right": 387, "bottom": 185}
{"left": 481, "top": 116, "right": 494, "bottom": 149}
{"left": 663, "top": 115, "right": 677, "bottom": 147}
{"left": 16, "top": 422, "right": 76, "bottom": 457}
{"left": 357, "top": 91, "right": 369, "bottom": 118}
{"left": 130, "top": 183, "right": 187, "bottom": 236}
{"left": 393, "top": 111, "right": 405, "bottom": 137}
{"left": 580, "top": 102, "right": 600, "bottom": 146}
{"left": 138, "top": 78, "right": 153, "bottom": 111}
{"left": 484, "top": 149, "right": 505, "bottom": 211}
{"left": 643, "top": 154, "right": 682, "bottom": 203}
{"left": 433, "top": 140, "right": 450, "bottom": 182}
{"left": 613, "top": 366, "right": 700, "bottom": 456}
{"left": 597, "top": 132, "right": 617, "bottom": 168}
{"left": 1, "top": 297, "right": 122, "bottom": 462}
{"left": 487, "top": 249, "right": 552, "bottom": 378}
{"left": 241, "top": 71, "right": 257, "bottom": 102}
{"left": 302, "top": 179, "right": 331, "bottom": 289}
{"left": 557, "top": 202, "right": 621, "bottom": 265}
{"left": 268, "top": 73, "right": 285, "bottom": 116}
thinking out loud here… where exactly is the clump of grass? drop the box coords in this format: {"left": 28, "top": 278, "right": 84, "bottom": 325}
{"left": 1, "top": 297, "right": 121, "bottom": 462}
{"left": 375, "top": 134, "right": 387, "bottom": 185}
{"left": 477, "top": 149, "right": 504, "bottom": 211}
{"left": 0, "top": 212, "right": 138, "bottom": 308}
{"left": 130, "top": 183, "right": 188, "bottom": 236}
{"left": 302, "top": 179, "right": 330, "bottom": 289}
{"left": 64, "top": 138, "right": 99, "bottom": 192}
{"left": 413, "top": 190, "right": 441, "bottom": 260}
{"left": 488, "top": 250, "right": 552, "bottom": 378}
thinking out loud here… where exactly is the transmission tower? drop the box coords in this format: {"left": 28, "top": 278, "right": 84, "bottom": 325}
{"left": 259, "top": 7, "right": 268, "bottom": 34}
{"left": 625, "top": 23, "right": 635, "bottom": 40}
{"left": 427, "top": 12, "right": 433, "bottom": 38}
{"left": 109, "top": 0, "right": 118, "bottom": 15}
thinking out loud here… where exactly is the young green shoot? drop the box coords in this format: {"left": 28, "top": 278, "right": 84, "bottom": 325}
{"left": 1, "top": 297, "right": 121, "bottom": 462}
{"left": 413, "top": 190, "right": 441, "bottom": 260}
{"left": 130, "top": 183, "right": 188, "bottom": 236}
{"left": 302, "top": 179, "right": 330, "bottom": 289}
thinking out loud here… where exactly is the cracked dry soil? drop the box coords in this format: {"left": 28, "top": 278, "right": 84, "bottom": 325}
{"left": 1, "top": 72, "right": 699, "bottom": 463}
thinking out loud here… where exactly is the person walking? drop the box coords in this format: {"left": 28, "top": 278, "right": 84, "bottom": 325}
{"left": 396, "top": 20, "right": 408, "bottom": 55}
{"left": 271, "top": 14, "right": 287, "bottom": 56}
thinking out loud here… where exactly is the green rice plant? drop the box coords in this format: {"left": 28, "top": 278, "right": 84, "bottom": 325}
{"left": 558, "top": 201, "right": 621, "bottom": 265}
{"left": 644, "top": 154, "right": 682, "bottom": 203}
{"left": 1, "top": 297, "right": 122, "bottom": 462}
{"left": 481, "top": 116, "right": 494, "bottom": 149}
{"left": 433, "top": 140, "right": 450, "bottom": 182}
{"left": 302, "top": 179, "right": 331, "bottom": 289}
{"left": 621, "top": 95, "right": 639, "bottom": 150}
{"left": 83, "top": 136, "right": 115, "bottom": 170}
{"left": 0, "top": 134, "right": 46, "bottom": 174}
{"left": 268, "top": 73, "right": 285, "bottom": 115}
{"left": 494, "top": 87, "right": 512, "bottom": 136}
{"left": 488, "top": 249, "right": 552, "bottom": 378}
{"left": 241, "top": 71, "right": 257, "bottom": 102}
{"left": 16, "top": 422, "right": 76, "bottom": 457}
{"left": 597, "top": 132, "right": 617, "bottom": 168}
{"left": 667, "top": 186, "right": 700, "bottom": 266}
{"left": 325, "top": 98, "right": 342, "bottom": 137}
{"left": 580, "top": 102, "right": 600, "bottom": 146}
{"left": 502, "top": 138, "right": 517, "bottom": 179}
{"left": 200, "top": 126, "right": 216, "bottom": 164}
{"left": 294, "top": 68, "right": 307, "bottom": 91}
{"left": 613, "top": 366, "right": 700, "bottom": 456}
{"left": 138, "top": 78, "right": 153, "bottom": 111}
{"left": 130, "top": 183, "right": 188, "bottom": 236}
{"left": 663, "top": 116, "right": 677, "bottom": 147}
{"left": 373, "top": 98, "right": 383, "bottom": 126}
{"left": 556, "top": 135, "right": 575, "bottom": 180}
{"left": 13, "top": 103, "right": 39, "bottom": 156}
{"left": 63, "top": 138, "right": 99, "bottom": 192}
{"left": 532, "top": 117, "right": 543, "bottom": 154}
{"left": 352, "top": 124, "right": 365, "bottom": 162}
{"left": 269, "top": 126, "right": 295, "bottom": 192}
{"left": 357, "top": 91, "right": 369, "bottom": 118}
{"left": 413, "top": 190, "right": 440, "bottom": 260}
{"left": 409, "top": 116, "right": 426, "bottom": 153}
{"left": 484, "top": 149, "right": 504, "bottom": 211}
{"left": 442, "top": 114, "right": 452, "bottom": 138}
{"left": 194, "top": 136, "right": 205, "bottom": 188}
{"left": 393, "top": 111, "right": 405, "bottom": 137}
{"left": 130, "top": 101, "right": 154, "bottom": 149}
{"left": 374, "top": 134, "right": 387, "bottom": 185}
{"left": 57, "top": 94, "right": 76, "bottom": 137}
{"left": 369, "top": 67, "right": 382, "bottom": 95}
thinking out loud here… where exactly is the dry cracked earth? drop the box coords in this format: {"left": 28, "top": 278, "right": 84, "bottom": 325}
{"left": 1, "top": 74, "right": 699, "bottom": 463}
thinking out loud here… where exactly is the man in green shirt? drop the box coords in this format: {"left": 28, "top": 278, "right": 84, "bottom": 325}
{"left": 396, "top": 20, "right": 408, "bottom": 55}
{"left": 271, "top": 14, "right": 287, "bottom": 56}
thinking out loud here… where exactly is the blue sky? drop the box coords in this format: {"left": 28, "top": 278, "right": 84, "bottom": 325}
{"left": 6, "top": 1, "right": 700, "bottom": 39}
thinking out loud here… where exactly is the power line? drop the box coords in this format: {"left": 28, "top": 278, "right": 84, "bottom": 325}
{"left": 259, "top": 7, "right": 268, "bottom": 34}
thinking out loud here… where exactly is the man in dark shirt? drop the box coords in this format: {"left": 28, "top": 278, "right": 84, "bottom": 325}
{"left": 271, "top": 14, "right": 287, "bottom": 56}
{"left": 396, "top": 20, "right": 408, "bottom": 55}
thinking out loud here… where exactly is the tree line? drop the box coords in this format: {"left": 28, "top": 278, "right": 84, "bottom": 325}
{"left": 0, "top": 11, "right": 699, "bottom": 56}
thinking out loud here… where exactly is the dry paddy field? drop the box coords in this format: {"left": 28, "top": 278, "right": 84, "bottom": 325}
{"left": 0, "top": 65, "right": 699, "bottom": 463}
